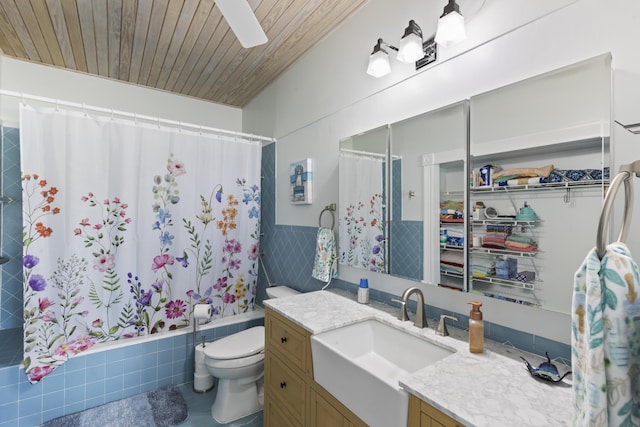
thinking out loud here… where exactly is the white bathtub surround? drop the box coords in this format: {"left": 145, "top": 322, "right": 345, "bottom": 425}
{"left": 265, "top": 291, "right": 572, "bottom": 427}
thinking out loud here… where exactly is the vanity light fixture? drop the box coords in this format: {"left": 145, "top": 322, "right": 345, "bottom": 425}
{"left": 366, "top": 33, "right": 437, "bottom": 78}
{"left": 434, "top": 0, "right": 466, "bottom": 47}
{"left": 366, "top": 0, "right": 467, "bottom": 77}
{"left": 397, "top": 20, "right": 424, "bottom": 63}
{"left": 366, "top": 39, "right": 396, "bottom": 78}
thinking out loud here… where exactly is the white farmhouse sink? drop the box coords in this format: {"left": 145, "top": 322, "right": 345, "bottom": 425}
{"left": 311, "top": 318, "right": 454, "bottom": 427}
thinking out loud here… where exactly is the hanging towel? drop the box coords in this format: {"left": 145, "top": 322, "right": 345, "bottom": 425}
{"left": 572, "top": 243, "right": 640, "bottom": 426}
{"left": 312, "top": 227, "right": 338, "bottom": 282}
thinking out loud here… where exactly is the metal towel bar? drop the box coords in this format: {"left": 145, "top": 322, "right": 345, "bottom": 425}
{"left": 596, "top": 160, "right": 640, "bottom": 258}
{"left": 319, "top": 203, "right": 336, "bottom": 230}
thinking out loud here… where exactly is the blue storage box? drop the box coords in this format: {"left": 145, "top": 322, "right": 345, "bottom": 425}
{"left": 495, "top": 258, "right": 517, "bottom": 279}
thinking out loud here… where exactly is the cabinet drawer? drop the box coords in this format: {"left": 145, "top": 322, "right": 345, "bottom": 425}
{"left": 265, "top": 397, "right": 297, "bottom": 427}
{"left": 266, "top": 353, "right": 307, "bottom": 425}
{"left": 266, "top": 309, "right": 311, "bottom": 375}
{"left": 310, "top": 388, "right": 346, "bottom": 427}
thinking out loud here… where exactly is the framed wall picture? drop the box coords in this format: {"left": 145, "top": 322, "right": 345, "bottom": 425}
{"left": 290, "top": 158, "right": 313, "bottom": 204}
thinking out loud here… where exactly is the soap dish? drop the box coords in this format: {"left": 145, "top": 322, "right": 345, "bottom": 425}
{"left": 521, "top": 352, "right": 571, "bottom": 383}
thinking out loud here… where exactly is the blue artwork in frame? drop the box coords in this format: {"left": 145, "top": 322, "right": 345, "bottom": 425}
{"left": 290, "top": 158, "right": 313, "bottom": 204}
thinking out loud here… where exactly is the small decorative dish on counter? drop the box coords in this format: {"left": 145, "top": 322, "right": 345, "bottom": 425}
{"left": 521, "top": 352, "right": 572, "bottom": 383}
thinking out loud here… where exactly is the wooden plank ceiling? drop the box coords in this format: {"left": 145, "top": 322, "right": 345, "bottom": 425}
{"left": 0, "top": 0, "right": 367, "bottom": 107}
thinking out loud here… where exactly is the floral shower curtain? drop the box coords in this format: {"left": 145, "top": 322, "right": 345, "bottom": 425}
{"left": 20, "top": 104, "right": 262, "bottom": 383}
{"left": 338, "top": 152, "right": 386, "bottom": 272}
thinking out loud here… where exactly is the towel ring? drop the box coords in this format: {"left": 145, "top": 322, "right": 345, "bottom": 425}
{"left": 319, "top": 204, "right": 336, "bottom": 230}
{"left": 596, "top": 160, "right": 640, "bottom": 258}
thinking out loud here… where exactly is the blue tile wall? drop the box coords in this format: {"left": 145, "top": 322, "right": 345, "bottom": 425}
{"left": 0, "top": 315, "right": 264, "bottom": 427}
{"left": 389, "top": 158, "right": 423, "bottom": 281}
{"left": 1, "top": 126, "right": 23, "bottom": 329}
{"left": 389, "top": 220, "right": 423, "bottom": 281}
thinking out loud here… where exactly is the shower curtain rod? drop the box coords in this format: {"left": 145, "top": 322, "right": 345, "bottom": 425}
{"left": 0, "top": 89, "right": 276, "bottom": 144}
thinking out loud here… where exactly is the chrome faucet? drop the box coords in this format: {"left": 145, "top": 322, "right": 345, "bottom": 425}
{"left": 393, "top": 287, "right": 427, "bottom": 328}
{"left": 436, "top": 314, "right": 459, "bottom": 337}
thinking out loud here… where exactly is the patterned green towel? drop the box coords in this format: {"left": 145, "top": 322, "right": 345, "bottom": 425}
{"left": 572, "top": 243, "right": 640, "bottom": 426}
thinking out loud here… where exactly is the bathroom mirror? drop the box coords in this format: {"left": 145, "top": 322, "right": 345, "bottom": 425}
{"left": 338, "top": 55, "right": 610, "bottom": 315}
{"left": 468, "top": 54, "right": 611, "bottom": 313}
{"left": 389, "top": 101, "right": 469, "bottom": 283}
{"left": 338, "top": 101, "right": 469, "bottom": 282}
{"left": 338, "top": 125, "right": 389, "bottom": 273}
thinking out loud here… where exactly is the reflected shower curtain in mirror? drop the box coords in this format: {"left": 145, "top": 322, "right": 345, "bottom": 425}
{"left": 20, "top": 104, "right": 262, "bottom": 383}
{"left": 338, "top": 152, "right": 386, "bottom": 272}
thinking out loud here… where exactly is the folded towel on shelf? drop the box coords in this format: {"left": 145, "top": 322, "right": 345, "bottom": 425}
{"left": 441, "top": 249, "right": 464, "bottom": 275}
{"left": 548, "top": 167, "right": 610, "bottom": 183}
{"left": 441, "top": 200, "right": 464, "bottom": 211}
{"left": 440, "top": 250, "right": 464, "bottom": 265}
{"left": 486, "top": 224, "right": 512, "bottom": 233}
{"left": 497, "top": 177, "right": 549, "bottom": 187}
{"left": 506, "top": 235, "right": 538, "bottom": 245}
{"left": 492, "top": 164, "right": 554, "bottom": 180}
{"left": 472, "top": 256, "right": 496, "bottom": 278}
{"left": 440, "top": 201, "right": 464, "bottom": 222}
{"left": 482, "top": 236, "right": 506, "bottom": 249}
{"left": 506, "top": 244, "right": 537, "bottom": 252}
{"left": 504, "top": 240, "right": 538, "bottom": 252}
{"left": 441, "top": 264, "right": 464, "bottom": 275}
{"left": 472, "top": 271, "right": 491, "bottom": 278}
{"left": 446, "top": 228, "right": 464, "bottom": 238}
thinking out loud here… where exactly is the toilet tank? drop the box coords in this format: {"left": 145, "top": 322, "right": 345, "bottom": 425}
{"left": 265, "top": 286, "right": 300, "bottom": 299}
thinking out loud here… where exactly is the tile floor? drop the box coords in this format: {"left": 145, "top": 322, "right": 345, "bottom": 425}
{"left": 177, "top": 382, "right": 263, "bottom": 427}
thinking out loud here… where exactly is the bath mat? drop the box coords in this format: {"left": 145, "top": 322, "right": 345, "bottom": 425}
{"left": 42, "top": 384, "right": 188, "bottom": 427}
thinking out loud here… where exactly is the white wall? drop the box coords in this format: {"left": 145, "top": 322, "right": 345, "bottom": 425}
{"left": 243, "top": 0, "right": 640, "bottom": 344}
{"left": 0, "top": 57, "right": 242, "bottom": 130}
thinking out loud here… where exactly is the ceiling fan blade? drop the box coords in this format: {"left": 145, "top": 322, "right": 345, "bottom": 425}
{"left": 216, "top": 0, "right": 268, "bottom": 48}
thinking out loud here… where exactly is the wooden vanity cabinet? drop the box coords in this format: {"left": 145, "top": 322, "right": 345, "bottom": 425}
{"left": 408, "top": 395, "right": 465, "bottom": 427}
{"left": 264, "top": 307, "right": 367, "bottom": 427}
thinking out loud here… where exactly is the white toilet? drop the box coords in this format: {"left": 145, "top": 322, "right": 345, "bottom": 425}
{"left": 204, "top": 325, "right": 265, "bottom": 423}
{"left": 203, "top": 286, "right": 299, "bottom": 423}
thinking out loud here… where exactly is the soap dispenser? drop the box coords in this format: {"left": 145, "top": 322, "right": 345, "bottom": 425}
{"left": 468, "top": 301, "right": 484, "bottom": 353}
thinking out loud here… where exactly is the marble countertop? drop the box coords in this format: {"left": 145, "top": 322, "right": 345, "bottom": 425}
{"left": 264, "top": 289, "right": 573, "bottom": 427}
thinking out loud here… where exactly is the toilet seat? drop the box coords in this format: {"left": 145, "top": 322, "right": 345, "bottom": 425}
{"left": 204, "top": 325, "right": 265, "bottom": 360}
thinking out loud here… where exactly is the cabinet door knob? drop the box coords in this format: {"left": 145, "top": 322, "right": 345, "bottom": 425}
{"left": 280, "top": 336, "right": 287, "bottom": 343}
{"left": 280, "top": 381, "right": 286, "bottom": 388}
